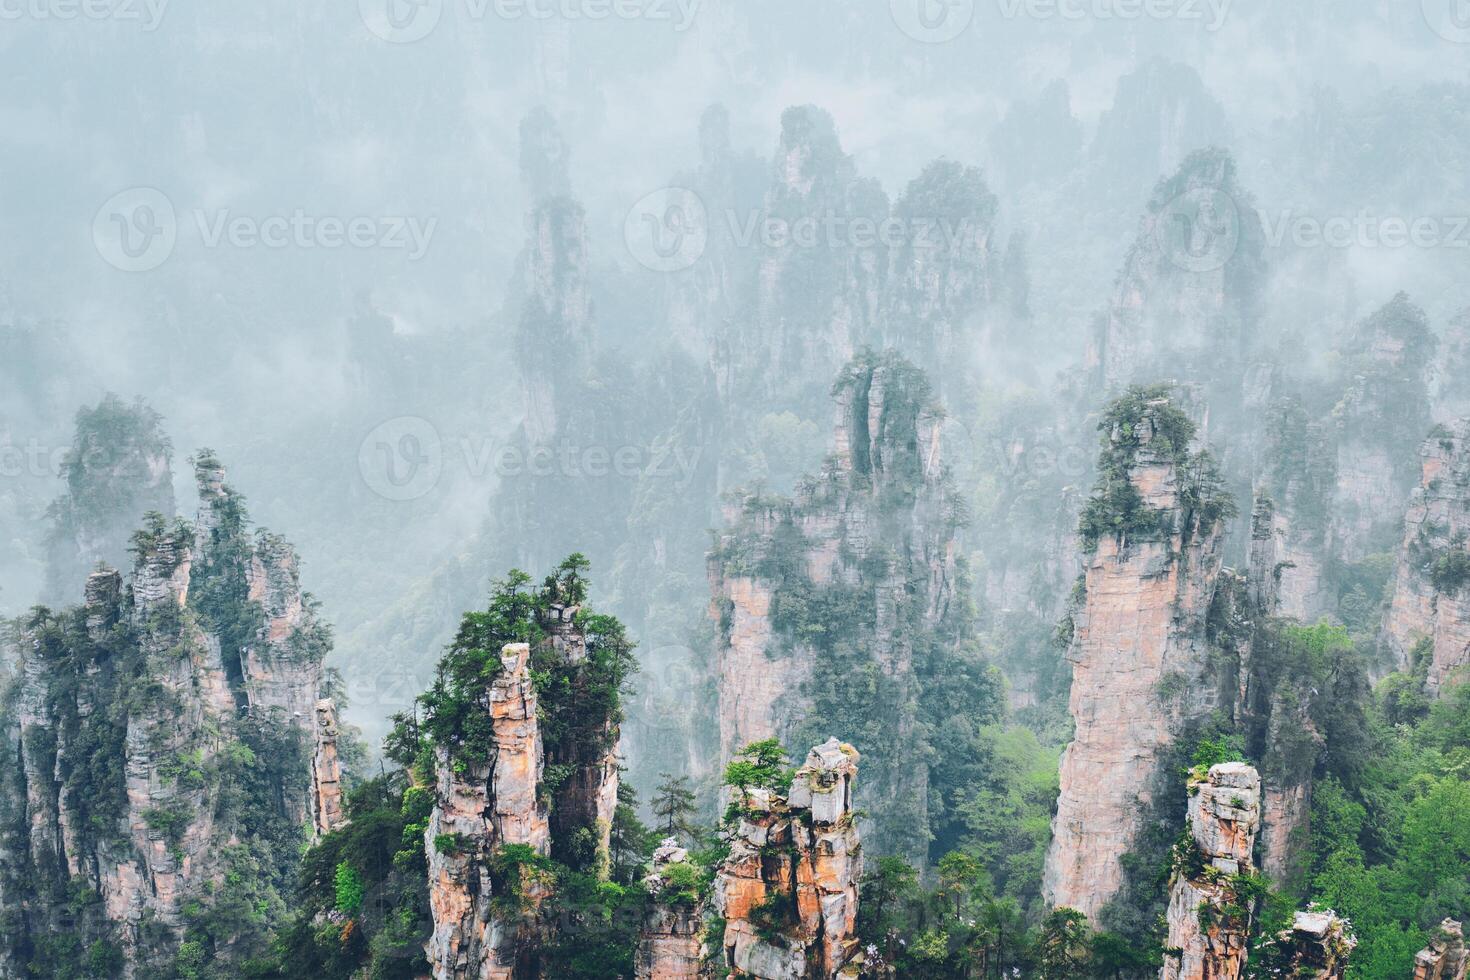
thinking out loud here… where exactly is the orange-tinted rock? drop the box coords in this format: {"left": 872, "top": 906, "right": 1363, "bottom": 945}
{"left": 1159, "top": 763, "right": 1262, "bottom": 980}
{"left": 713, "top": 739, "right": 862, "bottom": 979}
{"left": 1413, "top": 919, "right": 1468, "bottom": 980}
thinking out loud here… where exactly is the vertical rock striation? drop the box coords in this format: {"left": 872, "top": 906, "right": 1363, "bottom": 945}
{"left": 1, "top": 452, "right": 331, "bottom": 976}
{"left": 1159, "top": 763, "right": 1262, "bottom": 980}
{"left": 424, "top": 642, "right": 550, "bottom": 980}
{"left": 1044, "top": 386, "right": 1235, "bottom": 922}
{"left": 311, "top": 698, "right": 346, "bottom": 835}
{"left": 710, "top": 350, "right": 980, "bottom": 862}
{"left": 713, "top": 739, "right": 862, "bottom": 979}
{"left": 1383, "top": 418, "right": 1470, "bottom": 689}
{"left": 635, "top": 838, "right": 706, "bottom": 980}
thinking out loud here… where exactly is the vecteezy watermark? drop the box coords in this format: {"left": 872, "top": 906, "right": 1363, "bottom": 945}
{"left": 357, "top": 416, "right": 705, "bottom": 501}
{"left": 358, "top": 417, "right": 445, "bottom": 502}
{"left": 624, "top": 186, "right": 989, "bottom": 273}
{"left": 0, "top": 440, "right": 67, "bottom": 479}
{"left": 92, "top": 187, "right": 438, "bottom": 271}
{"left": 889, "top": 0, "right": 975, "bottom": 43}
{"left": 1422, "top": 0, "right": 1470, "bottom": 43}
{"left": 359, "top": 0, "right": 701, "bottom": 43}
{"left": 1260, "top": 210, "right": 1470, "bottom": 251}
{"left": 0, "top": 0, "right": 169, "bottom": 29}
{"left": 625, "top": 187, "right": 709, "bottom": 273}
{"left": 93, "top": 188, "right": 177, "bottom": 272}
{"left": 1155, "top": 186, "right": 1241, "bottom": 273}
{"left": 194, "top": 210, "right": 437, "bottom": 260}
{"left": 890, "top": 0, "right": 1230, "bottom": 42}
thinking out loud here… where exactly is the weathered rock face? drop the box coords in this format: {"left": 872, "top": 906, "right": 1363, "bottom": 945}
{"left": 312, "top": 698, "right": 346, "bottom": 835}
{"left": 710, "top": 351, "right": 974, "bottom": 862}
{"left": 0, "top": 453, "right": 330, "bottom": 976}
{"left": 635, "top": 838, "right": 706, "bottom": 980}
{"left": 1159, "top": 763, "right": 1262, "bottom": 980}
{"left": 1413, "top": 919, "right": 1468, "bottom": 980}
{"left": 1275, "top": 910, "right": 1357, "bottom": 979}
{"left": 713, "top": 739, "right": 862, "bottom": 980}
{"left": 1044, "top": 389, "right": 1234, "bottom": 923}
{"left": 1383, "top": 418, "right": 1470, "bottom": 689}
{"left": 1088, "top": 148, "right": 1265, "bottom": 412}
{"left": 424, "top": 642, "right": 550, "bottom": 980}
{"left": 42, "top": 394, "right": 175, "bottom": 606}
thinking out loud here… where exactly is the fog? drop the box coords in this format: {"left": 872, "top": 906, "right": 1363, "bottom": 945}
{"left": 4, "top": 0, "right": 1469, "bottom": 755}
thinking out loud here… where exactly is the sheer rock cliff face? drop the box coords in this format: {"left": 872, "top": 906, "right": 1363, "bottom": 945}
{"left": 1159, "top": 763, "right": 1262, "bottom": 980}
{"left": 1277, "top": 911, "right": 1356, "bottom": 979}
{"left": 713, "top": 739, "right": 862, "bottom": 980}
{"left": 635, "top": 838, "right": 705, "bottom": 980}
{"left": 311, "top": 698, "right": 345, "bottom": 835}
{"left": 541, "top": 602, "right": 619, "bottom": 873}
{"left": 1, "top": 455, "right": 329, "bottom": 975}
{"left": 1043, "top": 394, "right": 1231, "bottom": 923}
{"left": 709, "top": 351, "right": 967, "bottom": 861}
{"left": 423, "top": 619, "right": 623, "bottom": 980}
{"left": 424, "top": 642, "right": 550, "bottom": 980}
{"left": 1383, "top": 419, "right": 1470, "bottom": 689}
{"left": 1413, "top": 919, "right": 1468, "bottom": 980}
{"left": 1088, "top": 149, "right": 1265, "bottom": 413}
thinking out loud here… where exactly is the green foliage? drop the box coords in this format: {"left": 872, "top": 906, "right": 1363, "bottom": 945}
{"left": 333, "top": 863, "right": 365, "bottom": 916}
{"left": 1078, "top": 384, "right": 1236, "bottom": 553}
{"left": 722, "top": 739, "right": 793, "bottom": 794}
{"left": 650, "top": 773, "right": 698, "bottom": 842}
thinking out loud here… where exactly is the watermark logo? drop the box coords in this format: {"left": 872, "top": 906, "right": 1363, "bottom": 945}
{"left": 358, "top": 417, "right": 444, "bottom": 502}
{"left": 1260, "top": 209, "right": 1470, "bottom": 251}
{"left": 359, "top": 0, "right": 442, "bottom": 42}
{"left": 0, "top": 0, "right": 169, "bottom": 29}
{"left": 890, "top": 0, "right": 975, "bottom": 43}
{"left": 1155, "top": 186, "right": 1240, "bottom": 273}
{"left": 1423, "top": 0, "right": 1470, "bottom": 43}
{"left": 625, "top": 186, "right": 988, "bottom": 274}
{"left": 92, "top": 188, "right": 438, "bottom": 270}
{"left": 360, "top": 0, "right": 700, "bottom": 43}
{"left": 93, "top": 187, "right": 177, "bottom": 272}
{"left": 625, "top": 187, "right": 709, "bottom": 273}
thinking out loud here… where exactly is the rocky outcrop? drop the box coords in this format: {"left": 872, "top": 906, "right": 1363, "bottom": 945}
{"left": 1325, "top": 293, "right": 1436, "bottom": 566}
{"left": 1, "top": 452, "right": 330, "bottom": 976}
{"left": 1088, "top": 149, "right": 1265, "bottom": 412}
{"left": 1274, "top": 910, "right": 1356, "bottom": 979}
{"left": 1044, "top": 387, "right": 1235, "bottom": 922}
{"left": 1383, "top": 419, "right": 1470, "bottom": 689}
{"left": 311, "top": 698, "right": 346, "bottom": 835}
{"left": 635, "top": 838, "right": 706, "bottom": 980}
{"left": 713, "top": 739, "right": 862, "bottom": 979}
{"left": 424, "top": 642, "right": 550, "bottom": 980}
{"left": 710, "top": 351, "right": 974, "bottom": 862}
{"left": 1159, "top": 763, "right": 1262, "bottom": 980}
{"left": 42, "top": 394, "right": 175, "bottom": 606}
{"left": 1413, "top": 919, "right": 1468, "bottom": 980}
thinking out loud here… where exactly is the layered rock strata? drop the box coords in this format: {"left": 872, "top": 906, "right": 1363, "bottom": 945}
{"left": 713, "top": 739, "right": 862, "bottom": 980}
{"left": 1, "top": 455, "right": 330, "bottom": 976}
{"left": 1383, "top": 419, "right": 1470, "bottom": 689}
{"left": 424, "top": 642, "right": 550, "bottom": 980}
{"left": 1159, "top": 762, "right": 1262, "bottom": 980}
{"left": 635, "top": 838, "right": 706, "bottom": 980}
{"left": 1414, "top": 919, "right": 1468, "bottom": 980}
{"left": 312, "top": 698, "right": 346, "bottom": 835}
{"left": 1277, "top": 910, "right": 1356, "bottom": 979}
{"left": 1044, "top": 389, "right": 1233, "bottom": 921}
